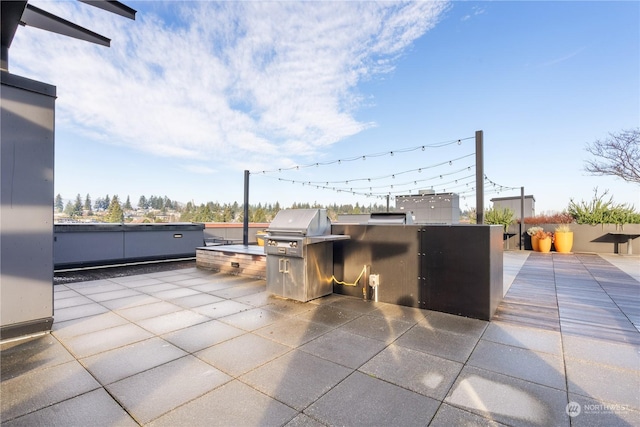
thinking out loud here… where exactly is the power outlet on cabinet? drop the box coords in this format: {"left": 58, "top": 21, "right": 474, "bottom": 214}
{"left": 369, "top": 274, "right": 380, "bottom": 287}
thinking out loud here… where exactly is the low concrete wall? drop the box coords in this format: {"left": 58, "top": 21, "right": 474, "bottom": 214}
{"left": 504, "top": 223, "right": 640, "bottom": 254}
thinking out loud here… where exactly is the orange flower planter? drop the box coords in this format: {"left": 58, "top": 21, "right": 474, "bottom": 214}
{"left": 538, "top": 237, "right": 552, "bottom": 253}
{"left": 554, "top": 231, "right": 573, "bottom": 253}
{"left": 531, "top": 235, "right": 540, "bottom": 252}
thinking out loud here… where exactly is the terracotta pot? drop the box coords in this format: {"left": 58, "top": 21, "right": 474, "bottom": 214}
{"left": 554, "top": 231, "right": 573, "bottom": 253}
{"left": 531, "top": 235, "right": 540, "bottom": 252}
{"left": 538, "top": 237, "right": 552, "bottom": 253}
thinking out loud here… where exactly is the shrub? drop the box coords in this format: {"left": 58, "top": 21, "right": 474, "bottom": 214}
{"left": 568, "top": 188, "right": 640, "bottom": 225}
{"left": 485, "top": 207, "right": 515, "bottom": 232}
{"left": 522, "top": 212, "right": 574, "bottom": 224}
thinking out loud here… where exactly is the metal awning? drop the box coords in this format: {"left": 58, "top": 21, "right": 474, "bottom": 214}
{"left": 1, "top": 0, "right": 136, "bottom": 70}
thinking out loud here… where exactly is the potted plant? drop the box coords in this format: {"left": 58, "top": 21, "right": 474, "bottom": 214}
{"left": 554, "top": 224, "right": 573, "bottom": 253}
{"left": 485, "top": 207, "right": 515, "bottom": 248}
{"left": 527, "top": 226, "right": 544, "bottom": 251}
{"left": 535, "top": 229, "right": 553, "bottom": 253}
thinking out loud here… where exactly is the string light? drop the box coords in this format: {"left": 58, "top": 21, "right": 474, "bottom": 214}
{"left": 249, "top": 134, "right": 524, "bottom": 202}
{"left": 250, "top": 136, "right": 474, "bottom": 174}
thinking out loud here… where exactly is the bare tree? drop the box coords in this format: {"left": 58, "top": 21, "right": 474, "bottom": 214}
{"left": 584, "top": 128, "right": 640, "bottom": 184}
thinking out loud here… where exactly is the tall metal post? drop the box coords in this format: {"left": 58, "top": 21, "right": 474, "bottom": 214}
{"left": 243, "top": 170, "right": 249, "bottom": 246}
{"left": 520, "top": 186, "right": 525, "bottom": 250}
{"left": 475, "top": 130, "right": 484, "bottom": 224}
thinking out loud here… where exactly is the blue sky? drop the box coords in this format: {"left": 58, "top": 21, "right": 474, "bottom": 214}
{"left": 10, "top": 1, "right": 639, "bottom": 213}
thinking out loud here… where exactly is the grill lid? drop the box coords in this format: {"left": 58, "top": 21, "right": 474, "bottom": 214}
{"left": 266, "top": 209, "right": 330, "bottom": 236}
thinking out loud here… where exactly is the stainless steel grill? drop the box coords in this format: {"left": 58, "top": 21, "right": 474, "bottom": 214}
{"left": 265, "top": 209, "right": 349, "bottom": 302}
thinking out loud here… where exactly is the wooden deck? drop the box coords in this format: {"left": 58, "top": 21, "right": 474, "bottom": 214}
{"left": 494, "top": 252, "right": 640, "bottom": 345}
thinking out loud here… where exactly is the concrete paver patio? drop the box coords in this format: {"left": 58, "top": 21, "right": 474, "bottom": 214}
{"left": 1, "top": 252, "right": 639, "bottom": 426}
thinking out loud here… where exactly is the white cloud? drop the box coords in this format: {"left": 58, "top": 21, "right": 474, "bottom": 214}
{"left": 10, "top": 1, "right": 449, "bottom": 171}
{"left": 181, "top": 164, "right": 216, "bottom": 175}
{"left": 539, "top": 46, "right": 587, "bottom": 67}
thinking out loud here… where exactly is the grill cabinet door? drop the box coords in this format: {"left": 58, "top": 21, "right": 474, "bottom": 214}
{"left": 266, "top": 255, "right": 305, "bottom": 301}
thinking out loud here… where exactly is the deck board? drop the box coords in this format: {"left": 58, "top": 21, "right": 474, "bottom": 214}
{"left": 493, "top": 252, "right": 640, "bottom": 343}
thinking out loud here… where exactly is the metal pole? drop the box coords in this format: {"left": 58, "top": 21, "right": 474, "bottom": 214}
{"left": 386, "top": 195, "right": 390, "bottom": 212}
{"left": 475, "top": 130, "right": 484, "bottom": 224}
{"left": 243, "top": 170, "right": 249, "bottom": 246}
{"left": 520, "top": 186, "right": 524, "bottom": 250}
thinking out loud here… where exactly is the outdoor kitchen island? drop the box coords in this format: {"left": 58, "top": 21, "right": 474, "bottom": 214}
{"left": 197, "top": 209, "right": 504, "bottom": 321}
{"left": 331, "top": 221, "right": 504, "bottom": 321}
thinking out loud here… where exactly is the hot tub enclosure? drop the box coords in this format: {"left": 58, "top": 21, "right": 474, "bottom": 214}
{"left": 54, "top": 223, "right": 205, "bottom": 269}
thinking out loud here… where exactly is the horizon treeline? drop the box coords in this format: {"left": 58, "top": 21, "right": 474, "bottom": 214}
{"left": 54, "top": 193, "right": 391, "bottom": 223}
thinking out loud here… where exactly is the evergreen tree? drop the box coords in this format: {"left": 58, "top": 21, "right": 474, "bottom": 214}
{"left": 106, "top": 195, "right": 124, "bottom": 223}
{"left": 54, "top": 194, "right": 64, "bottom": 212}
{"left": 84, "top": 194, "right": 93, "bottom": 215}
{"left": 63, "top": 201, "right": 74, "bottom": 217}
{"left": 124, "top": 196, "right": 132, "bottom": 210}
{"left": 164, "top": 196, "right": 173, "bottom": 210}
{"left": 222, "top": 205, "right": 232, "bottom": 222}
{"left": 93, "top": 197, "right": 102, "bottom": 211}
{"left": 252, "top": 207, "right": 267, "bottom": 223}
{"left": 104, "top": 194, "right": 111, "bottom": 211}
{"left": 73, "top": 194, "right": 83, "bottom": 217}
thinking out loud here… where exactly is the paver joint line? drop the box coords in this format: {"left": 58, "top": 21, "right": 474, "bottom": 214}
{"left": 2, "top": 253, "right": 638, "bottom": 426}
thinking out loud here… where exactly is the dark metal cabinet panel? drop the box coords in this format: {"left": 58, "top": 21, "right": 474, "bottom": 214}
{"left": 333, "top": 223, "right": 503, "bottom": 321}
{"left": 331, "top": 224, "right": 420, "bottom": 306}
{"left": 419, "top": 225, "right": 503, "bottom": 320}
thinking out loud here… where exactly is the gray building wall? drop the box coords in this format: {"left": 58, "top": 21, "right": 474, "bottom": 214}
{"left": 395, "top": 193, "right": 460, "bottom": 224}
{"left": 491, "top": 195, "right": 536, "bottom": 218}
{"left": 1, "top": 72, "right": 56, "bottom": 339}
